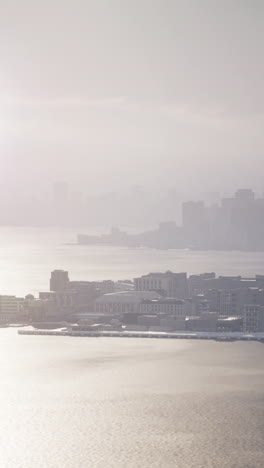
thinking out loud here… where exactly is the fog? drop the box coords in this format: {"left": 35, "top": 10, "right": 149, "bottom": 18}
{"left": 0, "top": 0, "right": 264, "bottom": 199}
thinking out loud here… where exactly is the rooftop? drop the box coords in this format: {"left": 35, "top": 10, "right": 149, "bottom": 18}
{"left": 96, "top": 290, "right": 161, "bottom": 304}
{"left": 142, "top": 298, "right": 184, "bottom": 305}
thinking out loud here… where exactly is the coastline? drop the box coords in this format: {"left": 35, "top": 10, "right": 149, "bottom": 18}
{"left": 18, "top": 328, "right": 264, "bottom": 342}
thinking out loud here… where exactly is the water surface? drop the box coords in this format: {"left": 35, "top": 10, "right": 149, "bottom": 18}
{"left": 0, "top": 330, "right": 263, "bottom": 467}
{"left": 0, "top": 227, "right": 264, "bottom": 296}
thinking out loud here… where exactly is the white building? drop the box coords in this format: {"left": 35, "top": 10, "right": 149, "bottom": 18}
{"left": 0, "top": 296, "right": 19, "bottom": 324}
{"left": 95, "top": 291, "right": 161, "bottom": 315}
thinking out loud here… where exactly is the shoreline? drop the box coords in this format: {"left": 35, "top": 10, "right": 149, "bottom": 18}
{"left": 18, "top": 329, "right": 264, "bottom": 342}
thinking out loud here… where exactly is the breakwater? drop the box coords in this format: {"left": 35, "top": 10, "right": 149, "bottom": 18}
{"left": 18, "top": 329, "right": 264, "bottom": 342}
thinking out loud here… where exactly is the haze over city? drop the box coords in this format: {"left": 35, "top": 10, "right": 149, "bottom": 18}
{"left": 1, "top": 0, "right": 264, "bottom": 198}
{"left": 0, "top": 2, "right": 264, "bottom": 468}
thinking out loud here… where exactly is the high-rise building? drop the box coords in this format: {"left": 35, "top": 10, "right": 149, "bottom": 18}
{"left": 235, "top": 189, "right": 255, "bottom": 203}
{"left": 50, "top": 270, "right": 70, "bottom": 292}
{"left": 182, "top": 201, "right": 208, "bottom": 246}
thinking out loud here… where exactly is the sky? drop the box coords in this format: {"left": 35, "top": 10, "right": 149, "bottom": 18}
{"left": 0, "top": 0, "right": 264, "bottom": 196}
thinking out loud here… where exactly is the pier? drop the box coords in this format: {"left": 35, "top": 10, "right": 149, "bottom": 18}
{"left": 18, "top": 329, "right": 264, "bottom": 342}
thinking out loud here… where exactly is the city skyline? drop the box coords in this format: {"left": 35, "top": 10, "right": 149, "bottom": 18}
{"left": 1, "top": 182, "right": 264, "bottom": 230}
{"left": 1, "top": 3, "right": 264, "bottom": 467}
{"left": 2, "top": 267, "right": 264, "bottom": 336}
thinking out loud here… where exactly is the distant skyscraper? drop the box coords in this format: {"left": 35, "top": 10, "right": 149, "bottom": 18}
{"left": 201, "top": 191, "right": 220, "bottom": 206}
{"left": 235, "top": 189, "right": 255, "bottom": 203}
{"left": 182, "top": 201, "right": 207, "bottom": 245}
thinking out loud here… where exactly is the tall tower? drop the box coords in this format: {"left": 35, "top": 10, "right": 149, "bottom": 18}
{"left": 50, "top": 270, "right": 70, "bottom": 292}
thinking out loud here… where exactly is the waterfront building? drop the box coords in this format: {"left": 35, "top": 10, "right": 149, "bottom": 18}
{"left": 134, "top": 271, "right": 188, "bottom": 298}
{"left": 217, "top": 316, "right": 243, "bottom": 332}
{"left": 243, "top": 305, "right": 264, "bottom": 332}
{"left": 159, "top": 316, "right": 186, "bottom": 331}
{"left": 0, "top": 296, "right": 19, "bottom": 324}
{"left": 49, "top": 272, "right": 115, "bottom": 316}
{"left": 139, "top": 298, "right": 185, "bottom": 317}
{"left": 95, "top": 291, "right": 161, "bottom": 315}
{"left": 205, "top": 287, "right": 264, "bottom": 316}
{"left": 137, "top": 315, "right": 161, "bottom": 327}
{"left": 186, "top": 312, "right": 218, "bottom": 332}
{"left": 206, "top": 289, "right": 240, "bottom": 315}
{"left": 27, "top": 296, "right": 61, "bottom": 322}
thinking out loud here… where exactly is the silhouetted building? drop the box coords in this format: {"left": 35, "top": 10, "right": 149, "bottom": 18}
{"left": 182, "top": 201, "right": 208, "bottom": 247}
{"left": 182, "top": 188, "right": 264, "bottom": 250}
{"left": 50, "top": 270, "right": 70, "bottom": 291}
{"left": 235, "top": 189, "right": 255, "bottom": 203}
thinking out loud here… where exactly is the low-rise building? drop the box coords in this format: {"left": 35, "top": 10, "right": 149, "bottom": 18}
{"left": 160, "top": 316, "right": 186, "bottom": 331}
{"left": 184, "top": 295, "right": 211, "bottom": 316}
{"left": 27, "top": 298, "right": 58, "bottom": 322}
{"left": 134, "top": 271, "right": 188, "bottom": 298}
{"left": 139, "top": 298, "right": 185, "bottom": 317}
{"left": 189, "top": 274, "right": 264, "bottom": 295}
{"left": 137, "top": 315, "right": 161, "bottom": 327}
{"left": 243, "top": 305, "right": 264, "bottom": 332}
{"left": 217, "top": 316, "right": 243, "bottom": 332}
{"left": 0, "top": 296, "right": 19, "bottom": 324}
{"left": 95, "top": 291, "right": 161, "bottom": 315}
{"left": 186, "top": 312, "right": 218, "bottom": 332}
{"left": 188, "top": 272, "right": 216, "bottom": 295}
